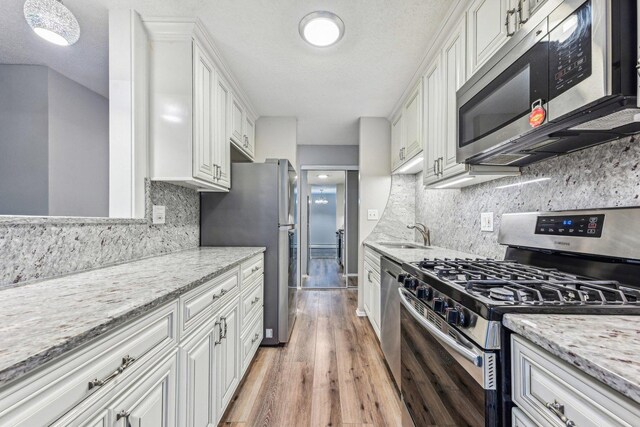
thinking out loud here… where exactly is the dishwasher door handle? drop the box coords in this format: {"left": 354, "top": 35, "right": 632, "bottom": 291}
{"left": 398, "top": 288, "right": 483, "bottom": 367}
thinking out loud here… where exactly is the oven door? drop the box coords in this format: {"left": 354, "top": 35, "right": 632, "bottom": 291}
{"left": 399, "top": 288, "right": 498, "bottom": 427}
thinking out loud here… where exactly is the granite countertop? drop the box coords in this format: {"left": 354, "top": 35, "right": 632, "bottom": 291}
{"left": 364, "top": 240, "right": 482, "bottom": 264}
{"left": 0, "top": 246, "right": 265, "bottom": 388}
{"left": 504, "top": 314, "right": 640, "bottom": 404}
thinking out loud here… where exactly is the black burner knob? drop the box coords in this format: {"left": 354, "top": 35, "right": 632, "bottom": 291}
{"left": 416, "top": 286, "right": 432, "bottom": 300}
{"left": 403, "top": 277, "right": 418, "bottom": 290}
{"left": 433, "top": 298, "right": 448, "bottom": 313}
{"left": 445, "top": 308, "right": 460, "bottom": 325}
{"left": 397, "top": 273, "right": 408, "bottom": 284}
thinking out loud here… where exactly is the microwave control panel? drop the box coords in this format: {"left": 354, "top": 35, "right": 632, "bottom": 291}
{"left": 548, "top": 0, "right": 593, "bottom": 99}
{"left": 535, "top": 214, "right": 604, "bottom": 238}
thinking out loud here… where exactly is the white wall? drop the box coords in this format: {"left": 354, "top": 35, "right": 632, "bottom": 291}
{"left": 309, "top": 186, "right": 337, "bottom": 247}
{"left": 255, "top": 117, "right": 297, "bottom": 165}
{"left": 358, "top": 117, "right": 392, "bottom": 313}
{"left": 48, "top": 69, "right": 109, "bottom": 217}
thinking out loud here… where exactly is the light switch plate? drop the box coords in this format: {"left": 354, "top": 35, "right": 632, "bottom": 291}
{"left": 367, "top": 209, "right": 379, "bottom": 221}
{"left": 265, "top": 329, "right": 273, "bottom": 338}
{"left": 481, "top": 212, "right": 494, "bottom": 232}
{"left": 152, "top": 205, "right": 166, "bottom": 224}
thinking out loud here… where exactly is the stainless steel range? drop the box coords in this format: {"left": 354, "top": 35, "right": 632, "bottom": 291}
{"left": 398, "top": 207, "right": 640, "bottom": 427}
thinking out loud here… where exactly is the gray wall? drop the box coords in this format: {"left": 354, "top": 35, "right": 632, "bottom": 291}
{"left": 0, "top": 65, "right": 109, "bottom": 217}
{"left": 0, "top": 65, "right": 49, "bottom": 215}
{"left": 297, "top": 144, "right": 359, "bottom": 168}
{"left": 415, "top": 136, "right": 640, "bottom": 259}
{"left": 309, "top": 187, "right": 337, "bottom": 247}
{"left": 0, "top": 180, "right": 199, "bottom": 288}
{"left": 48, "top": 69, "right": 109, "bottom": 217}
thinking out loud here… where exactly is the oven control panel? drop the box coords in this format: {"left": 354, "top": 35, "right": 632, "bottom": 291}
{"left": 535, "top": 214, "right": 604, "bottom": 237}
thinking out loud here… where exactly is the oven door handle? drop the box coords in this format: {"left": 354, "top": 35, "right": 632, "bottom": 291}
{"left": 398, "top": 288, "right": 483, "bottom": 367}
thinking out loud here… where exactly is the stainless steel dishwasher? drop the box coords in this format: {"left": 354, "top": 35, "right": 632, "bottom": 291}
{"left": 380, "top": 256, "right": 403, "bottom": 389}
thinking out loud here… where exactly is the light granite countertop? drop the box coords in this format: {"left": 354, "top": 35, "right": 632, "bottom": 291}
{"left": 0, "top": 246, "right": 265, "bottom": 388}
{"left": 364, "top": 240, "right": 482, "bottom": 264}
{"left": 504, "top": 314, "right": 640, "bottom": 404}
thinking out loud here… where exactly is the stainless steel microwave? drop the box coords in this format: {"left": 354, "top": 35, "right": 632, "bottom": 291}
{"left": 457, "top": 0, "right": 639, "bottom": 167}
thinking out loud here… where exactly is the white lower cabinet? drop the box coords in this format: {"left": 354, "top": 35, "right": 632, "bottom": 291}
{"left": 0, "top": 255, "right": 264, "bottom": 427}
{"left": 363, "top": 247, "right": 382, "bottom": 340}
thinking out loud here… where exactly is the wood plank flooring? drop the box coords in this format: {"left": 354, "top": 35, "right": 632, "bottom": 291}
{"left": 220, "top": 290, "right": 401, "bottom": 427}
{"left": 303, "top": 259, "right": 358, "bottom": 288}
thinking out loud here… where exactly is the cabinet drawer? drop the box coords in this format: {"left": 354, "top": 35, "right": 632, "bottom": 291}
{"left": 364, "top": 260, "right": 381, "bottom": 285}
{"left": 240, "top": 309, "right": 263, "bottom": 376}
{"left": 180, "top": 268, "right": 239, "bottom": 335}
{"left": 240, "top": 276, "right": 263, "bottom": 333}
{"left": 512, "top": 407, "right": 536, "bottom": 427}
{"left": 241, "top": 254, "right": 263, "bottom": 288}
{"left": 0, "top": 302, "right": 178, "bottom": 427}
{"left": 364, "top": 248, "right": 381, "bottom": 273}
{"left": 511, "top": 335, "right": 640, "bottom": 427}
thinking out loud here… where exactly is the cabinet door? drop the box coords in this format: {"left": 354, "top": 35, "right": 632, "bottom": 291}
{"left": 363, "top": 265, "right": 372, "bottom": 315}
{"left": 217, "top": 299, "right": 240, "bottom": 419}
{"left": 193, "top": 43, "right": 215, "bottom": 183}
{"left": 230, "top": 95, "right": 244, "bottom": 145}
{"left": 391, "top": 113, "right": 404, "bottom": 171}
{"left": 467, "top": 0, "right": 509, "bottom": 77}
{"left": 214, "top": 75, "right": 231, "bottom": 188}
{"left": 423, "top": 58, "right": 443, "bottom": 186}
{"left": 372, "top": 281, "right": 381, "bottom": 339}
{"left": 441, "top": 18, "right": 468, "bottom": 176}
{"left": 180, "top": 322, "right": 217, "bottom": 427}
{"left": 403, "top": 81, "right": 423, "bottom": 160}
{"left": 244, "top": 115, "right": 255, "bottom": 158}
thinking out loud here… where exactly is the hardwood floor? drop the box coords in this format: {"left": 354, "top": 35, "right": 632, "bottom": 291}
{"left": 220, "top": 290, "right": 402, "bottom": 427}
{"left": 303, "top": 259, "right": 358, "bottom": 288}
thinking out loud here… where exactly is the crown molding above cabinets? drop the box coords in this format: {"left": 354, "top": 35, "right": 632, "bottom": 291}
{"left": 389, "top": 0, "right": 521, "bottom": 188}
{"left": 143, "top": 18, "right": 257, "bottom": 192}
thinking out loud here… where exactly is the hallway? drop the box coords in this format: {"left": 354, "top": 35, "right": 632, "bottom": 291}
{"left": 220, "top": 290, "right": 401, "bottom": 426}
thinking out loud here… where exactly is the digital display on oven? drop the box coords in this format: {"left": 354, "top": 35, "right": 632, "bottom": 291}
{"left": 548, "top": 0, "right": 592, "bottom": 99}
{"left": 535, "top": 214, "right": 604, "bottom": 237}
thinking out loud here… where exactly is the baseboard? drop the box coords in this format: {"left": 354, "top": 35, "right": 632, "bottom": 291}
{"left": 355, "top": 309, "right": 367, "bottom": 317}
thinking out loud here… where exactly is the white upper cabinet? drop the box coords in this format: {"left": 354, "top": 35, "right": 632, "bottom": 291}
{"left": 423, "top": 58, "right": 443, "bottom": 186}
{"left": 403, "top": 81, "right": 423, "bottom": 161}
{"left": 244, "top": 115, "right": 255, "bottom": 158}
{"left": 467, "top": 0, "right": 510, "bottom": 76}
{"left": 146, "top": 20, "right": 257, "bottom": 191}
{"left": 391, "top": 113, "right": 404, "bottom": 171}
{"left": 229, "top": 92, "right": 256, "bottom": 161}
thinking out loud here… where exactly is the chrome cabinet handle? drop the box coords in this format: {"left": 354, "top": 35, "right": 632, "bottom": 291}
{"left": 217, "top": 165, "right": 222, "bottom": 179}
{"left": 221, "top": 317, "right": 228, "bottom": 339}
{"left": 251, "top": 265, "right": 260, "bottom": 273}
{"left": 433, "top": 160, "right": 437, "bottom": 175}
{"left": 88, "top": 355, "right": 136, "bottom": 391}
{"left": 545, "top": 401, "right": 576, "bottom": 426}
{"left": 213, "top": 288, "right": 229, "bottom": 300}
{"left": 251, "top": 333, "right": 260, "bottom": 344}
{"left": 505, "top": 8, "right": 517, "bottom": 36}
{"left": 214, "top": 320, "right": 223, "bottom": 345}
{"left": 518, "top": 0, "right": 530, "bottom": 24}
{"left": 251, "top": 296, "right": 260, "bottom": 305}
{"left": 116, "top": 410, "right": 132, "bottom": 427}
{"left": 439, "top": 157, "right": 444, "bottom": 176}
{"left": 636, "top": 60, "right": 640, "bottom": 77}
{"left": 398, "top": 288, "right": 484, "bottom": 367}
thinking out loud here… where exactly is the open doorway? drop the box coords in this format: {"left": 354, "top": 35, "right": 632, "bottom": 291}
{"left": 301, "top": 169, "right": 358, "bottom": 288}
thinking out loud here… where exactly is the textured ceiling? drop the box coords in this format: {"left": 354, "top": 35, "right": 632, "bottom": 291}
{"left": 0, "top": 0, "right": 450, "bottom": 145}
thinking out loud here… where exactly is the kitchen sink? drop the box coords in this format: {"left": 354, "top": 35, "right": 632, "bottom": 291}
{"left": 378, "top": 242, "right": 430, "bottom": 249}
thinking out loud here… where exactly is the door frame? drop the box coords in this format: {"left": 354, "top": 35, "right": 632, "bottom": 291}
{"left": 298, "top": 165, "right": 359, "bottom": 289}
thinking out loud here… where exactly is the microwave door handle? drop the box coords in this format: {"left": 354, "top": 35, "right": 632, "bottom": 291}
{"left": 398, "top": 288, "right": 483, "bottom": 367}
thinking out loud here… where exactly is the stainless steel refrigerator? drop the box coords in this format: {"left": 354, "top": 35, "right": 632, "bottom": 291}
{"left": 200, "top": 159, "right": 297, "bottom": 345}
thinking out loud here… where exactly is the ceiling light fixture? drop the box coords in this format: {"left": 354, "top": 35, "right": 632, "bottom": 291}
{"left": 496, "top": 177, "right": 551, "bottom": 189}
{"left": 24, "top": 0, "right": 80, "bottom": 46}
{"left": 314, "top": 189, "right": 329, "bottom": 204}
{"left": 317, "top": 174, "right": 329, "bottom": 179}
{"left": 299, "top": 11, "right": 344, "bottom": 47}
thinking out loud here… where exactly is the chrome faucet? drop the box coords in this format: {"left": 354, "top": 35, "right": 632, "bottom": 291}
{"left": 407, "top": 223, "right": 431, "bottom": 246}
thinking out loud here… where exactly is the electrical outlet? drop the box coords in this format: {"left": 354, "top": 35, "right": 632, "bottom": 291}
{"left": 152, "top": 205, "right": 166, "bottom": 224}
{"left": 481, "top": 212, "right": 494, "bottom": 232}
{"left": 367, "top": 209, "right": 379, "bottom": 221}
{"left": 265, "top": 329, "right": 273, "bottom": 338}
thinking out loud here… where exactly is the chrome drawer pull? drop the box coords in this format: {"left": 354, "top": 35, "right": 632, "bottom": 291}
{"left": 221, "top": 316, "right": 228, "bottom": 339}
{"left": 251, "top": 296, "right": 260, "bottom": 305}
{"left": 214, "top": 320, "right": 223, "bottom": 345}
{"left": 116, "top": 410, "right": 131, "bottom": 426}
{"left": 545, "top": 400, "right": 576, "bottom": 427}
{"left": 213, "top": 288, "right": 229, "bottom": 300}
{"left": 88, "top": 355, "right": 136, "bottom": 390}
{"left": 251, "top": 333, "right": 260, "bottom": 344}
{"left": 251, "top": 266, "right": 261, "bottom": 273}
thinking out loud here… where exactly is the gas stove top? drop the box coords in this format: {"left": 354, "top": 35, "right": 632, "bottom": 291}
{"left": 413, "top": 258, "right": 640, "bottom": 306}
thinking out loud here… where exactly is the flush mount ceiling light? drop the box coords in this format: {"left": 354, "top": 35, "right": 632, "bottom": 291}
{"left": 299, "top": 11, "right": 344, "bottom": 47}
{"left": 317, "top": 174, "right": 329, "bottom": 179}
{"left": 24, "top": 0, "right": 80, "bottom": 46}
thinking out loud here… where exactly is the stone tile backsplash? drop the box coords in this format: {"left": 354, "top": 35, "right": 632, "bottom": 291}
{"left": 415, "top": 136, "right": 640, "bottom": 259}
{"left": 0, "top": 181, "right": 199, "bottom": 287}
